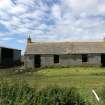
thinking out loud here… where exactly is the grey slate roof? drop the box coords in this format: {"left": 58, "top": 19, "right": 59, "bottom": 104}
{"left": 25, "top": 41, "right": 105, "bottom": 54}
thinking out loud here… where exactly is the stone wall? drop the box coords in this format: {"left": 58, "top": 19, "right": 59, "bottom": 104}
{"left": 41, "top": 54, "right": 101, "bottom": 67}
{"left": 60, "top": 54, "right": 81, "bottom": 67}
{"left": 87, "top": 54, "right": 101, "bottom": 66}
{"left": 41, "top": 55, "right": 54, "bottom": 67}
{"left": 24, "top": 55, "right": 34, "bottom": 69}
{"left": 25, "top": 54, "right": 101, "bottom": 69}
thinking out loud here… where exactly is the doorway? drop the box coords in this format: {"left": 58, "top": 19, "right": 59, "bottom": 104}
{"left": 34, "top": 55, "right": 41, "bottom": 68}
{"left": 101, "top": 54, "right": 105, "bottom": 67}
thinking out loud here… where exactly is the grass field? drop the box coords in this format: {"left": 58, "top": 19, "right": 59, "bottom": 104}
{"left": 0, "top": 67, "right": 105, "bottom": 104}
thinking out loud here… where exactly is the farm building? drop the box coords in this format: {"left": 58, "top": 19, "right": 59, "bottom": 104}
{"left": 0, "top": 47, "right": 21, "bottom": 67}
{"left": 24, "top": 37, "right": 105, "bottom": 69}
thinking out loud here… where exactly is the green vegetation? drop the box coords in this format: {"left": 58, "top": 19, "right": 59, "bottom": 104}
{"left": 0, "top": 81, "right": 88, "bottom": 105}
{"left": 0, "top": 67, "right": 105, "bottom": 104}
{"left": 100, "top": 86, "right": 105, "bottom": 105}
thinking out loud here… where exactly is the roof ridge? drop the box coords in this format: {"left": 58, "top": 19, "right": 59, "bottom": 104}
{"left": 30, "top": 41, "right": 104, "bottom": 44}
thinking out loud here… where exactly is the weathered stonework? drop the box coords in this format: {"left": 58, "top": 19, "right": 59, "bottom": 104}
{"left": 59, "top": 54, "right": 82, "bottom": 67}
{"left": 24, "top": 55, "right": 35, "bottom": 69}
{"left": 25, "top": 54, "right": 102, "bottom": 69}
{"left": 41, "top": 55, "right": 53, "bottom": 67}
{"left": 87, "top": 54, "right": 101, "bottom": 66}
{"left": 25, "top": 38, "right": 105, "bottom": 69}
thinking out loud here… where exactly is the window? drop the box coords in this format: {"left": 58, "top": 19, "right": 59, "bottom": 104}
{"left": 54, "top": 55, "right": 59, "bottom": 63}
{"left": 82, "top": 54, "right": 88, "bottom": 63}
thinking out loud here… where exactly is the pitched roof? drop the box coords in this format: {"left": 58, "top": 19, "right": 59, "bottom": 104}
{"left": 25, "top": 41, "right": 105, "bottom": 54}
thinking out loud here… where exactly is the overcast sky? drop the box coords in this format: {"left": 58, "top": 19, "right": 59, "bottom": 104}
{"left": 0, "top": 0, "right": 105, "bottom": 53}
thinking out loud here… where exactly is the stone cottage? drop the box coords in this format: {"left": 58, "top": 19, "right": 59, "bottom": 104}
{"left": 24, "top": 37, "right": 105, "bottom": 69}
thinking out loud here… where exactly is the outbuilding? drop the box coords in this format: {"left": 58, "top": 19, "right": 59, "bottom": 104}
{"left": 0, "top": 47, "right": 21, "bottom": 67}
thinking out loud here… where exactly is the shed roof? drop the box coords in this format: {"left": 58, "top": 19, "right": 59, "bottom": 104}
{"left": 25, "top": 41, "right": 105, "bottom": 54}
{"left": 0, "top": 46, "right": 21, "bottom": 51}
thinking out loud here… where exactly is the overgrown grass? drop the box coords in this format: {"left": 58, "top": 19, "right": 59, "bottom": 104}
{"left": 99, "top": 86, "right": 105, "bottom": 105}
{"left": 0, "top": 67, "right": 105, "bottom": 104}
{"left": 0, "top": 81, "right": 89, "bottom": 105}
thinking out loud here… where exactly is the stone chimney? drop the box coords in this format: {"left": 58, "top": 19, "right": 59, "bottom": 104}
{"left": 27, "top": 35, "right": 32, "bottom": 44}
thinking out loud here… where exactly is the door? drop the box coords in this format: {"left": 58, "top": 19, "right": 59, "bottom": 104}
{"left": 34, "top": 55, "right": 41, "bottom": 68}
{"left": 101, "top": 54, "right": 105, "bottom": 67}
